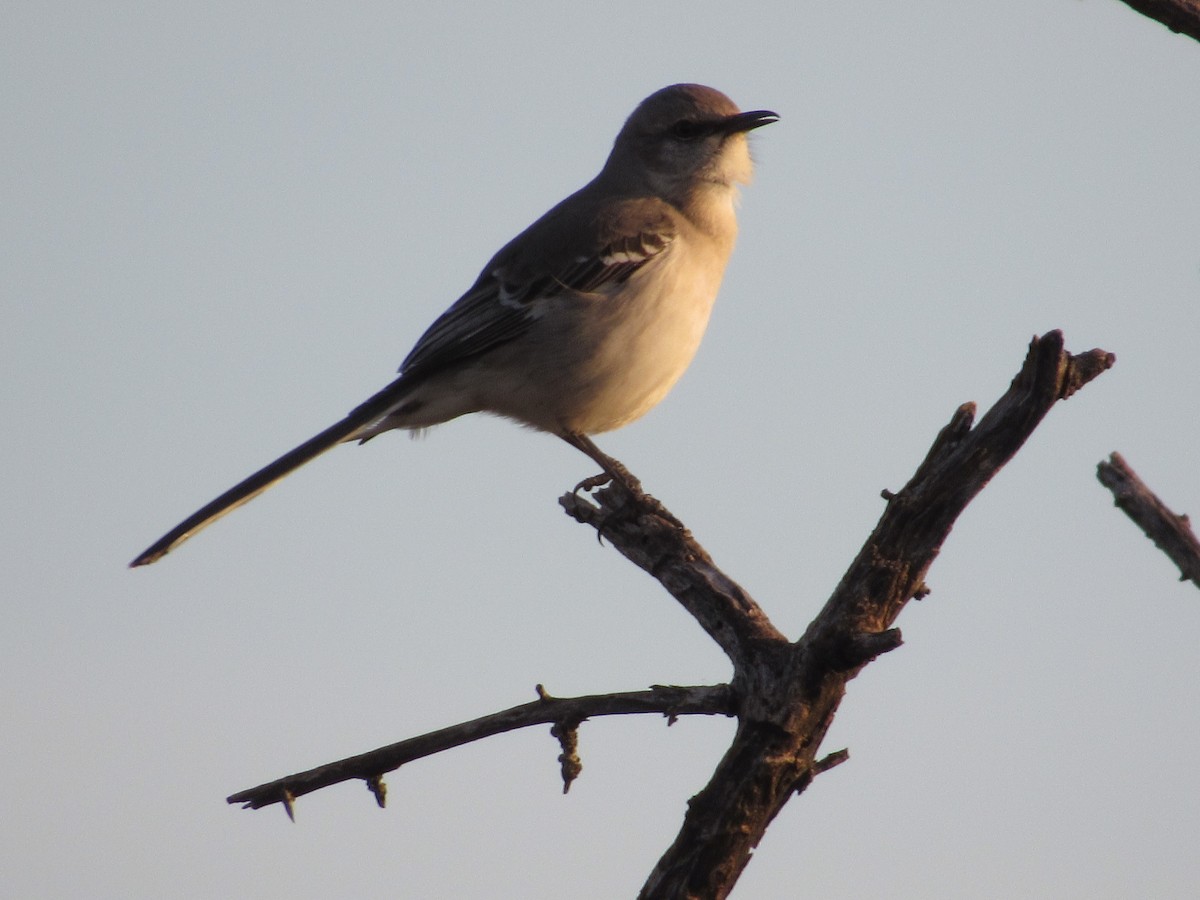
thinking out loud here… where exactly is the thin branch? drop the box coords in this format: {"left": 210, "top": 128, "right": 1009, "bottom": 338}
{"left": 1097, "top": 452, "right": 1200, "bottom": 589}
{"left": 226, "top": 684, "right": 734, "bottom": 814}
{"left": 560, "top": 487, "right": 787, "bottom": 663}
{"left": 1115, "top": 0, "right": 1200, "bottom": 43}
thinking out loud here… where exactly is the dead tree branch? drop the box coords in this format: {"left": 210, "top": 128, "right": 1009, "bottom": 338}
{"left": 228, "top": 331, "right": 1113, "bottom": 900}
{"left": 1116, "top": 0, "right": 1200, "bottom": 43}
{"left": 227, "top": 684, "right": 734, "bottom": 814}
{"left": 1097, "top": 452, "right": 1200, "bottom": 588}
{"left": 623, "top": 332, "right": 1114, "bottom": 899}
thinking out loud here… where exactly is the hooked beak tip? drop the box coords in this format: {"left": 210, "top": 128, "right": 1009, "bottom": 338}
{"left": 723, "top": 110, "right": 779, "bottom": 134}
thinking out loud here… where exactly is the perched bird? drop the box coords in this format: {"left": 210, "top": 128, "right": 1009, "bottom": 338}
{"left": 131, "top": 84, "right": 777, "bottom": 567}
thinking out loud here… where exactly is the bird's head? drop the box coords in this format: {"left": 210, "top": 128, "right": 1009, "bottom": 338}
{"left": 606, "top": 84, "right": 778, "bottom": 204}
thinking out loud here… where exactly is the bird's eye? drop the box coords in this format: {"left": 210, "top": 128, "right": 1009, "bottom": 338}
{"left": 668, "top": 119, "right": 708, "bottom": 142}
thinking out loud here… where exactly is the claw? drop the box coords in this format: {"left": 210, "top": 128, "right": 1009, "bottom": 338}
{"left": 573, "top": 471, "right": 614, "bottom": 494}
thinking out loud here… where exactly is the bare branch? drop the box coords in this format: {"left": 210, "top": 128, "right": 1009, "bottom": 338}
{"left": 637, "top": 332, "right": 1114, "bottom": 899}
{"left": 227, "top": 332, "right": 1115, "bottom": 900}
{"left": 1115, "top": 0, "right": 1200, "bottom": 43}
{"left": 227, "top": 684, "right": 733, "bottom": 814}
{"left": 1097, "top": 452, "right": 1200, "bottom": 589}
{"left": 807, "top": 332, "right": 1115, "bottom": 640}
{"left": 560, "top": 487, "right": 787, "bottom": 663}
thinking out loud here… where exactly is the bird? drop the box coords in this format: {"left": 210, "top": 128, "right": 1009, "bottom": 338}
{"left": 131, "top": 84, "right": 777, "bottom": 567}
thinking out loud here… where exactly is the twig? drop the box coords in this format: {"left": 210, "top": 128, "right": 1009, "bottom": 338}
{"left": 559, "top": 487, "right": 786, "bottom": 663}
{"left": 1097, "top": 452, "right": 1200, "bottom": 589}
{"left": 227, "top": 684, "right": 733, "bottom": 813}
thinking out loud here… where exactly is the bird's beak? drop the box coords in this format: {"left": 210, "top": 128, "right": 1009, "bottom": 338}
{"left": 720, "top": 110, "right": 780, "bottom": 134}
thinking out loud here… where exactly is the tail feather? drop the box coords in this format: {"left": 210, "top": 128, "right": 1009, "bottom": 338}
{"left": 130, "top": 376, "right": 411, "bottom": 567}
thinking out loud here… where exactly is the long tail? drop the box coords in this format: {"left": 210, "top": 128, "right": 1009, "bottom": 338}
{"left": 130, "top": 377, "right": 411, "bottom": 567}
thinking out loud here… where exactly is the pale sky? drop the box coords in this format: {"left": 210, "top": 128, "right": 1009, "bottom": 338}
{"left": 4, "top": 2, "right": 1199, "bottom": 897}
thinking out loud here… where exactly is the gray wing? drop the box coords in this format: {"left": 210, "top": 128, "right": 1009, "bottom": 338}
{"left": 399, "top": 227, "right": 675, "bottom": 381}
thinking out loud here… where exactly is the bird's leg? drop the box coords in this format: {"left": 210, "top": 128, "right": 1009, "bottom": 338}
{"left": 560, "top": 432, "right": 644, "bottom": 494}
{"left": 560, "top": 432, "right": 686, "bottom": 531}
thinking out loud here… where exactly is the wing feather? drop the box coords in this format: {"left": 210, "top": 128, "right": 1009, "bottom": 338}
{"left": 399, "top": 225, "right": 674, "bottom": 380}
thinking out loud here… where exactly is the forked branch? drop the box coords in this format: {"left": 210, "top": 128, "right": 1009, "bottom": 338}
{"left": 228, "top": 331, "right": 1114, "bottom": 900}
{"left": 631, "top": 331, "right": 1114, "bottom": 898}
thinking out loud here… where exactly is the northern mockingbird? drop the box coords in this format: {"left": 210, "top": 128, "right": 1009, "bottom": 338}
{"left": 132, "top": 83, "right": 777, "bottom": 566}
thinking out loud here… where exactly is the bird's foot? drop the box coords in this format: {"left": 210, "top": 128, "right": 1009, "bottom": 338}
{"left": 561, "top": 432, "right": 684, "bottom": 530}
{"left": 572, "top": 457, "right": 643, "bottom": 496}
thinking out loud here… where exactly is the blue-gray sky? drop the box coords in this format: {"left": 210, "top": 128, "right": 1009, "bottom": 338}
{"left": 4, "top": 2, "right": 1199, "bottom": 897}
